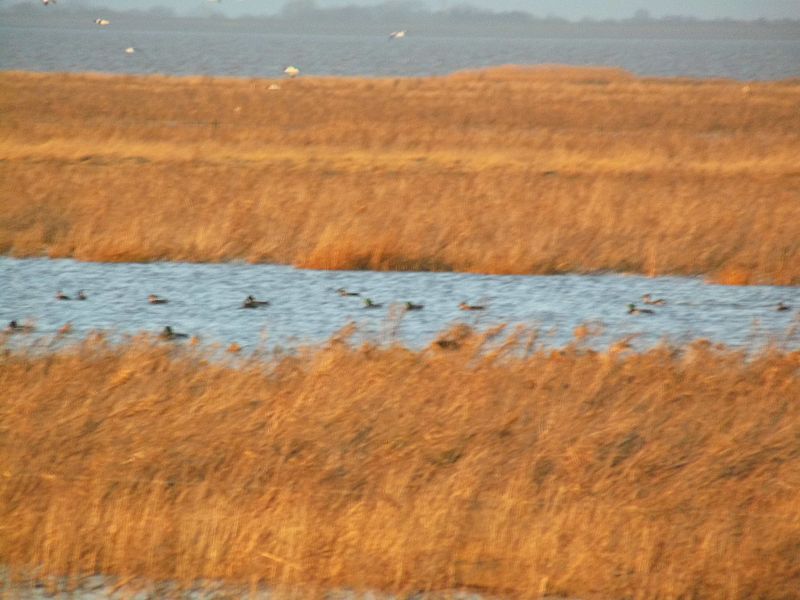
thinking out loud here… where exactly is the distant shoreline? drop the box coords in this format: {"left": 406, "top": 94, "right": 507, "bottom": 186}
{"left": 2, "top": 5, "right": 800, "bottom": 41}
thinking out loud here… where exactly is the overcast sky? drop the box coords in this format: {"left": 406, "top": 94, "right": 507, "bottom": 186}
{"left": 13, "top": 0, "right": 800, "bottom": 19}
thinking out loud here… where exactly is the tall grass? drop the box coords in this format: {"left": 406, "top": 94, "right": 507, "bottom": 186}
{"left": 1, "top": 328, "right": 799, "bottom": 598}
{"left": 0, "top": 67, "right": 799, "bottom": 283}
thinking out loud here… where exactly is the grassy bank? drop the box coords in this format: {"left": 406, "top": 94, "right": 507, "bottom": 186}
{"left": 1, "top": 330, "right": 799, "bottom": 598}
{"left": 1, "top": 68, "right": 799, "bottom": 283}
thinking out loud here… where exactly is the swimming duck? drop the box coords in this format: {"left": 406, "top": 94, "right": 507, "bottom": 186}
{"left": 363, "top": 298, "right": 383, "bottom": 309}
{"left": 5, "top": 320, "right": 35, "bottom": 333}
{"left": 55, "top": 290, "right": 70, "bottom": 301}
{"left": 77, "top": 290, "right": 87, "bottom": 300}
{"left": 642, "top": 294, "right": 666, "bottom": 305}
{"left": 459, "top": 301, "right": 485, "bottom": 311}
{"left": 159, "top": 326, "right": 188, "bottom": 340}
{"left": 405, "top": 301, "right": 424, "bottom": 311}
{"left": 337, "top": 288, "right": 360, "bottom": 297}
{"left": 242, "top": 295, "right": 270, "bottom": 309}
{"left": 148, "top": 294, "right": 168, "bottom": 305}
{"left": 628, "top": 303, "right": 655, "bottom": 315}
{"left": 776, "top": 302, "right": 791, "bottom": 312}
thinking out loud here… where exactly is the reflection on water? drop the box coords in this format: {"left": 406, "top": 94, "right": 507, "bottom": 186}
{"left": 1, "top": 258, "right": 797, "bottom": 351}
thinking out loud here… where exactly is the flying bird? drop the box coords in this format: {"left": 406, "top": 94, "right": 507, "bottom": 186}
{"left": 389, "top": 30, "right": 407, "bottom": 40}
{"left": 95, "top": 18, "right": 110, "bottom": 26}
{"left": 42, "top": 0, "right": 56, "bottom": 6}
{"left": 283, "top": 65, "right": 300, "bottom": 78}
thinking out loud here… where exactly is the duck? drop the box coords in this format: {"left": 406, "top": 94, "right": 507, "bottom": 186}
{"left": 148, "top": 294, "right": 168, "bottom": 305}
{"left": 242, "top": 295, "right": 270, "bottom": 309}
{"left": 5, "top": 320, "right": 35, "bottom": 334}
{"left": 459, "top": 301, "right": 485, "bottom": 311}
{"left": 159, "top": 326, "right": 188, "bottom": 340}
{"left": 76, "top": 290, "right": 87, "bottom": 301}
{"left": 405, "top": 301, "right": 424, "bottom": 311}
{"left": 642, "top": 294, "right": 666, "bottom": 305}
{"left": 363, "top": 298, "right": 382, "bottom": 309}
{"left": 55, "top": 290, "right": 70, "bottom": 301}
{"left": 628, "top": 303, "right": 655, "bottom": 315}
{"left": 337, "top": 288, "right": 360, "bottom": 297}
{"left": 776, "top": 302, "right": 791, "bottom": 312}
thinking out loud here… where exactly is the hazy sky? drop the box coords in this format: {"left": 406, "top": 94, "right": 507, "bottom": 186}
{"left": 29, "top": 1, "right": 800, "bottom": 20}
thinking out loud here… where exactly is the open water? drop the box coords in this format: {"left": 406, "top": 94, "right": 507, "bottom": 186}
{"left": 1, "top": 22, "right": 799, "bottom": 80}
{"left": 2, "top": 258, "right": 797, "bottom": 351}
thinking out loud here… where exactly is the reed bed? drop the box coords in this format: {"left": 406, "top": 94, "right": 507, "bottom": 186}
{"left": 1, "top": 328, "right": 799, "bottom": 599}
{"left": 0, "top": 68, "right": 798, "bottom": 283}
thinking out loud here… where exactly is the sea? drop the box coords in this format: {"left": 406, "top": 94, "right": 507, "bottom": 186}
{"left": 0, "top": 15, "right": 799, "bottom": 80}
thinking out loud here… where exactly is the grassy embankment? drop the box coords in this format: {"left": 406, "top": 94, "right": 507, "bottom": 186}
{"left": 1, "top": 329, "right": 799, "bottom": 598}
{"left": 0, "top": 68, "right": 798, "bottom": 284}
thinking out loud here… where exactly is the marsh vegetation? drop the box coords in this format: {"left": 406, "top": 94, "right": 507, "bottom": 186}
{"left": 1, "top": 329, "right": 799, "bottom": 598}
{"left": 1, "top": 67, "right": 798, "bottom": 283}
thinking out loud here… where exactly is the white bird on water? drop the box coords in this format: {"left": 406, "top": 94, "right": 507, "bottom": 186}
{"left": 389, "top": 30, "right": 407, "bottom": 39}
{"left": 95, "top": 18, "right": 110, "bottom": 26}
{"left": 283, "top": 65, "right": 300, "bottom": 78}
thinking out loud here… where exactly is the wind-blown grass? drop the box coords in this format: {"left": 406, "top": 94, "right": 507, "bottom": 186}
{"left": 1, "top": 328, "right": 799, "bottom": 598}
{"left": 0, "top": 67, "right": 799, "bottom": 283}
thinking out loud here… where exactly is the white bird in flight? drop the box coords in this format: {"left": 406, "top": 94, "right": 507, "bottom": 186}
{"left": 389, "top": 30, "right": 407, "bottom": 40}
{"left": 283, "top": 65, "right": 300, "bottom": 78}
{"left": 95, "top": 18, "right": 110, "bottom": 26}
{"left": 42, "top": 0, "right": 56, "bottom": 6}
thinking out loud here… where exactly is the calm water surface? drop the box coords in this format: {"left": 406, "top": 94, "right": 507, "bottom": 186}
{"left": 2, "top": 258, "right": 797, "bottom": 351}
{"left": 1, "top": 25, "right": 799, "bottom": 80}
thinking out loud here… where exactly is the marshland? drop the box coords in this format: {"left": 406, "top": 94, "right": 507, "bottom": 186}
{"left": 1, "top": 68, "right": 799, "bottom": 284}
{"left": 2, "top": 332, "right": 800, "bottom": 599}
{"left": 2, "top": 7, "right": 800, "bottom": 598}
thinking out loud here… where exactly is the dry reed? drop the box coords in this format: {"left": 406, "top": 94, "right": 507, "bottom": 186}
{"left": 0, "top": 68, "right": 799, "bottom": 283}
{"left": 1, "top": 328, "right": 799, "bottom": 598}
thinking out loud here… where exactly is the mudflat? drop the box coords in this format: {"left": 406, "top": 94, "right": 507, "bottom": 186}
{"left": 1, "top": 67, "right": 798, "bottom": 283}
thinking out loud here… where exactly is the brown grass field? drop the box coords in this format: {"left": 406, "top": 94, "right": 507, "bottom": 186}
{"left": 1, "top": 328, "right": 799, "bottom": 599}
{"left": 1, "top": 68, "right": 799, "bottom": 284}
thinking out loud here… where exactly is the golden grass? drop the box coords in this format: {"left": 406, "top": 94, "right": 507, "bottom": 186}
{"left": 1, "top": 329, "right": 799, "bottom": 598}
{"left": 0, "top": 67, "right": 799, "bottom": 283}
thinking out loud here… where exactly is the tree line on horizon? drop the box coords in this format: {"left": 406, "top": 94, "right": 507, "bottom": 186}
{"left": 2, "top": 0, "right": 799, "bottom": 26}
